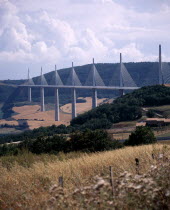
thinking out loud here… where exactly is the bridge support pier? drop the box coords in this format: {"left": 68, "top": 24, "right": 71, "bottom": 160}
{"left": 119, "top": 89, "right": 125, "bottom": 97}
{"left": 28, "top": 87, "right": 32, "bottom": 102}
{"left": 72, "top": 88, "right": 77, "bottom": 119}
{"left": 41, "top": 87, "right": 45, "bottom": 112}
{"left": 92, "top": 88, "right": 97, "bottom": 108}
{"left": 159, "top": 44, "right": 163, "bottom": 85}
{"left": 55, "top": 88, "right": 60, "bottom": 121}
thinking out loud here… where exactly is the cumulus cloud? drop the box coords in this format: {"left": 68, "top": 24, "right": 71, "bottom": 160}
{"left": 0, "top": 0, "right": 32, "bottom": 59}
{"left": 0, "top": 0, "right": 170, "bottom": 79}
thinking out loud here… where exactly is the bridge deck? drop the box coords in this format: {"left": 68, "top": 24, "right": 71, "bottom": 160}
{"left": 20, "top": 85, "right": 139, "bottom": 90}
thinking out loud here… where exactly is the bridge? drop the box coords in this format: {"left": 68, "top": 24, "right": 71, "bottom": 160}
{"left": 20, "top": 45, "right": 168, "bottom": 121}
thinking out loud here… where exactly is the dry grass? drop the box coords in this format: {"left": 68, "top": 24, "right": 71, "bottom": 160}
{"left": 110, "top": 132, "right": 131, "bottom": 140}
{"left": 158, "top": 140, "right": 170, "bottom": 145}
{"left": 0, "top": 144, "right": 169, "bottom": 209}
{"left": 50, "top": 153, "right": 170, "bottom": 209}
{"left": 0, "top": 97, "right": 108, "bottom": 131}
{"left": 0, "top": 120, "right": 18, "bottom": 126}
{"left": 60, "top": 97, "right": 107, "bottom": 114}
{"left": 0, "top": 105, "right": 71, "bottom": 130}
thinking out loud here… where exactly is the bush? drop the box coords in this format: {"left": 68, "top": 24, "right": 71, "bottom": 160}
{"left": 0, "top": 144, "right": 19, "bottom": 156}
{"left": 125, "top": 126, "right": 156, "bottom": 146}
{"left": 20, "top": 135, "right": 67, "bottom": 155}
{"left": 69, "top": 129, "right": 123, "bottom": 152}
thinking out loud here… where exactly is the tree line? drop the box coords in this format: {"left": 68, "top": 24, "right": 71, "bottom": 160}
{"left": 0, "top": 126, "right": 156, "bottom": 156}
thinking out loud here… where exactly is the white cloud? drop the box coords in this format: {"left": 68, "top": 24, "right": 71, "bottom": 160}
{"left": 0, "top": 0, "right": 170, "bottom": 79}
{"left": 39, "top": 11, "right": 76, "bottom": 50}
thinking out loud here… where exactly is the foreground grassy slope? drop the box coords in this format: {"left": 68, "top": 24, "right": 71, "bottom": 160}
{"left": 0, "top": 144, "right": 169, "bottom": 209}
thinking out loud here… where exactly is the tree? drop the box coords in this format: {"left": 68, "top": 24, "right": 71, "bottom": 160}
{"left": 24, "top": 135, "right": 67, "bottom": 154}
{"left": 69, "top": 129, "right": 123, "bottom": 152}
{"left": 125, "top": 126, "right": 156, "bottom": 146}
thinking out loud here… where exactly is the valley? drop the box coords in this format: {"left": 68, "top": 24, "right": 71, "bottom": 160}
{"left": 0, "top": 97, "right": 108, "bottom": 133}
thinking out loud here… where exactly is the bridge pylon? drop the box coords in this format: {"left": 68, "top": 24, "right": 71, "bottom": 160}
{"left": 28, "top": 68, "right": 32, "bottom": 102}
{"left": 119, "top": 53, "right": 125, "bottom": 96}
{"left": 70, "top": 62, "right": 78, "bottom": 119}
{"left": 92, "top": 58, "right": 97, "bottom": 108}
{"left": 40, "top": 67, "right": 46, "bottom": 112}
{"left": 53, "top": 65, "right": 63, "bottom": 121}
{"left": 159, "top": 44, "right": 163, "bottom": 85}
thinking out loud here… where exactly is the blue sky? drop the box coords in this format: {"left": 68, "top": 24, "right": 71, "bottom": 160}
{"left": 0, "top": 0, "right": 170, "bottom": 79}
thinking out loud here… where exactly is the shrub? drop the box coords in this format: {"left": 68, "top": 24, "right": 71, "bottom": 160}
{"left": 0, "top": 144, "right": 19, "bottom": 156}
{"left": 125, "top": 126, "right": 156, "bottom": 146}
{"left": 20, "top": 135, "right": 67, "bottom": 155}
{"left": 69, "top": 129, "right": 123, "bottom": 152}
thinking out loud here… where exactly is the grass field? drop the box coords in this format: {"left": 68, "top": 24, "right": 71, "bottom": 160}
{"left": 0, "top": 144, "right": 169, "bottom": 209}
{"left": 0, "top": 97, "right": 108, "bottom": 132}
{"left": 149, "top": 105, "right": 170, "bottom": 117}
{"left": 157, "top": 132, "right": 170, "bottom": 138}
{"left": 158, "top": 140, "right": 170, "bottom": 144}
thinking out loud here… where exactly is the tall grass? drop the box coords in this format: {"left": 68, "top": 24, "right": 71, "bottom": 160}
{"left": 0, "top": 144, "right": 169, "bottom": 209}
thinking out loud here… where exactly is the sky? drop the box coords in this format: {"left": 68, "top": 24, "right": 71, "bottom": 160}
{"left": 0, "top": 0, "right": 170, "bottom": 80}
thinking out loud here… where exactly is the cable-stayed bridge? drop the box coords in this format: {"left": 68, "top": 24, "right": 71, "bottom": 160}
{"left": 20, "top": 45, "right": 170, "bottom": 121}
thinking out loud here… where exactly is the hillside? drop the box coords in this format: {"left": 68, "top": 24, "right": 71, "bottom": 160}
{"left": 71, "top": 85, "right": 170, "bottom": 129}
{"left": 0, "top": 97, "right": 107, "bottom": 134}
{"left": 0, "top": 83, "right": 16, "bottom": 103}
{"left": 1, "top": 62, "right": 170, "bottom": 119}
{"left": 0, "top": 80, "right": 24, "bottom": 104}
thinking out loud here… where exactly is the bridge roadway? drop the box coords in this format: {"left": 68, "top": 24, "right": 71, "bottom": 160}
{"left": 20, "top": 84, "right": 139, "bottom": 90}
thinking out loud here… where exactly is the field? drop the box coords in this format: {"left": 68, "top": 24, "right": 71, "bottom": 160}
{"left": 158, "top": 140, "right": 170, "bottom": 144}
{"left": 0, "top": 97, "right": 107, "bottom": 132}
{"left": 107, "top": 121, "right": 137, "bottom": 140}
{"left": 60, "top": 97, "right": 107, "bottom": 114}
{"left": 107, "top": 117, "right": 170, "bottom": 140}
{"left": 0, "top": 144, "right": 170, "bottom": 209}
{"left": 157, "top": 131, "right": 170, "bottom": 138}
{"left": 149, "top": 105, "right": 170, "bottom": 118}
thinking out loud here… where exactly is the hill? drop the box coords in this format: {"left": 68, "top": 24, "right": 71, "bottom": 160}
{"left": 0, "top": 83, "right": 16, "bottom": 103}
{"left": 71, "top": 85, "right": 170, "bottom": 129}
